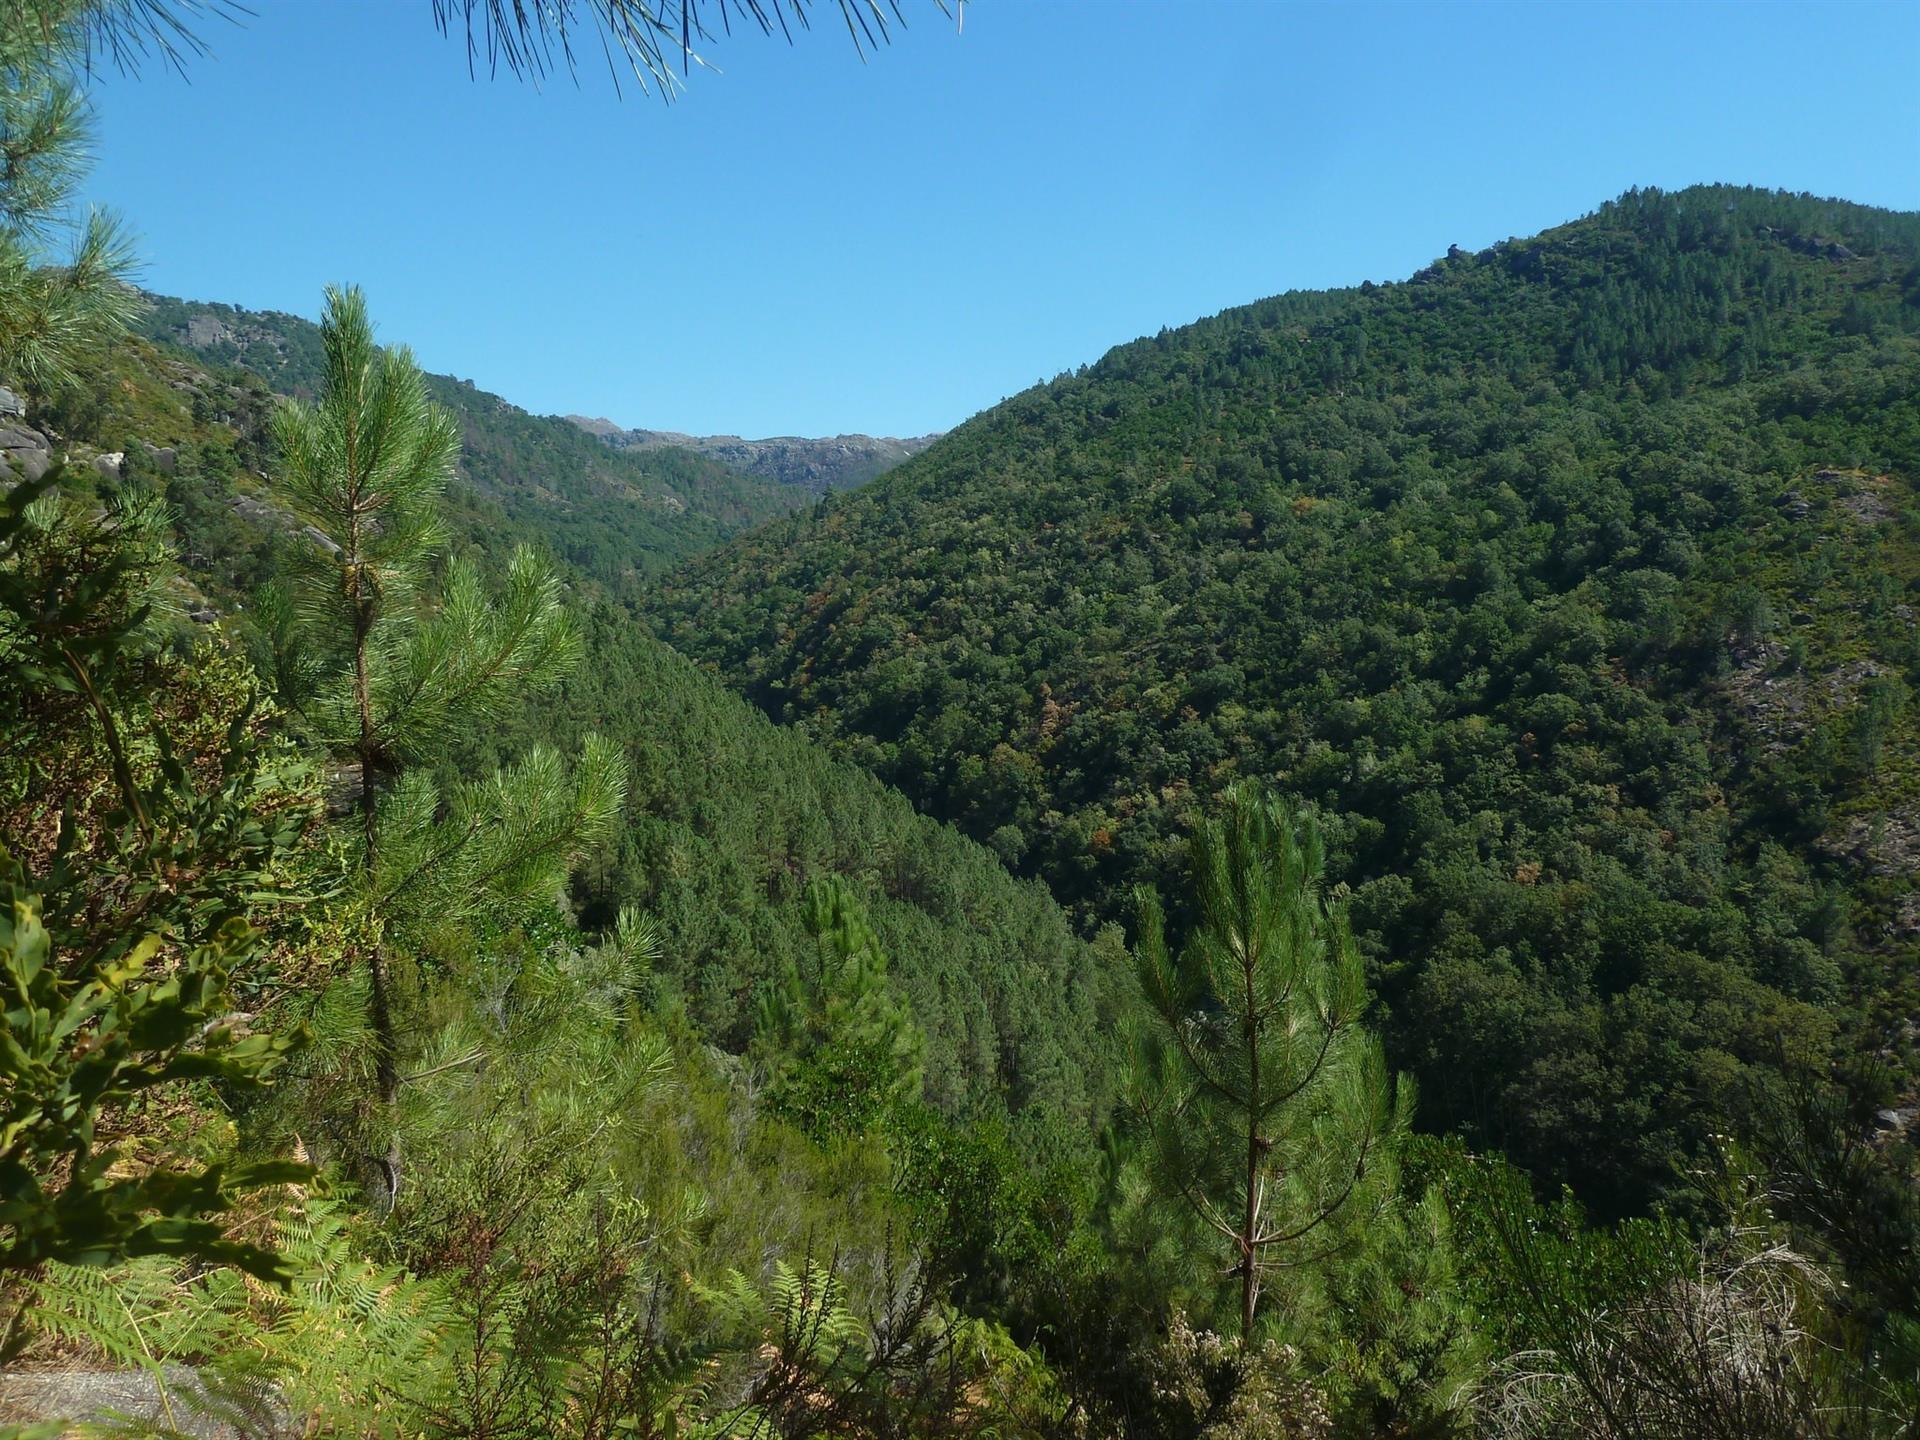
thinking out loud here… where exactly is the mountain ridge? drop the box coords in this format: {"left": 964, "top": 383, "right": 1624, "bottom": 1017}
{"left": 132, "top": 294, "right": 808, "bottom": 589}
{"left": 567, "top": 413, "right": 941, "bottom": 494}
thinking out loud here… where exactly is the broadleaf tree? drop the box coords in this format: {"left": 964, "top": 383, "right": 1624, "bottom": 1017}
{"left": 0, "top": 471, "right": 312, "bottom": 1285}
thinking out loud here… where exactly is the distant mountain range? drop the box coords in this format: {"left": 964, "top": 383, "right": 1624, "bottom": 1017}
{"left": 567, "top": 415, "right": 940, "bottom": 495}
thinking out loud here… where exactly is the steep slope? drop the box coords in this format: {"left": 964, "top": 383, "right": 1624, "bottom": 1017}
{"left": 490, "top": 612, "right": 1127, "bottom": 1126}
{"left": 38, "top": 317, "right": 1127, "bottom": 1134}
{"left": 569, "top": 414, "right": 940, "bottom": 494}
{"left": 134, "top": 295, "right": 805, "bottom": 588}
{"left": 653, "top": 185, "right": 1920, "bottom": 1209}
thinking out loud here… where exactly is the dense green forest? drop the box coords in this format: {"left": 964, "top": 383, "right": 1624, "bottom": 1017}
{"left": 654, "top": 185, "right": 1920, "bottom": 1212}
{"left": 5, "top": 1, "right": 1920, "bottom": 1430}
{"left": 24, "top": 289, "right": 1129, "bottom": 1174}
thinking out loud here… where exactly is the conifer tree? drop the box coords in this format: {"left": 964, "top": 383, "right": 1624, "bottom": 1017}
{"left": 433, "top": 0, "right": 955, "bottom": 96}
{"left": 271, "top": 286, "right": 623, "bottom": 1204}
{"left": 756, "top": 875, "right": 924, "bottom": 1137}
{"left": 1130, "top": 785, "right": 1410, "bottom": 1337}
{"left": 0, "top": 0, "right": 141, "bottom": 399}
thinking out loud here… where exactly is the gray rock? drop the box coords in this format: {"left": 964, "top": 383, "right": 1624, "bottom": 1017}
{"left": 0, "top": 386, "right": 24, "bottom": 418}
{"left": 92, "top": 450, "right": 124, "bottom": 480}
{"left": 324, "top": 759, "right": 365, "bottom": 816}
{"left": 567, "top": 416, "right": 941, "bottom": 496}
{"left": 230, "top": 494, "right": 276, "bottom": 525}
{"left": 0, "top": 1366, "right": 292, "bottom": 1439}
{"left": 140, "top": 440, "right": 179, "bottom": 474}
{"left": 0, "top": 423, "right": 51, "bottom": 481}
{"left": 184, "top": 314, "right": 233, "bottom": 349}
{"left": 228, "top": 493, "right": 342, "bottom": 556}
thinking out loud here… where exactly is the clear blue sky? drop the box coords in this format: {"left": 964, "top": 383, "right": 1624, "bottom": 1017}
{"left": 82, "top": 0, "right": 1920, "bottom": 439}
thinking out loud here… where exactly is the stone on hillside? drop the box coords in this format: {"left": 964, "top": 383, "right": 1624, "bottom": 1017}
{"left": 0, "top": 386, "right": 24, "bottom": 418}
{"left": 0, "top": 1366, "right": 292, "bottom": 1438}
{"left": 184, "top": 313, "right": 234, "bottom": 348}
{"left": 230, "top": 494, "right": 276, "bottom": 524}
{"left": 92, "top": 451, "right": 124, "bottom": 479}
{"left": 0, "top": 424, "right": 51, "bottom": 481}
{"left": 228, "top": 493, "right": 343, "bottom": 556}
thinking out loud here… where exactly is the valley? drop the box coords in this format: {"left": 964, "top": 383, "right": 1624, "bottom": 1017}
{"left": 4, "top": 4, "right": 1918, "bottom": 1431}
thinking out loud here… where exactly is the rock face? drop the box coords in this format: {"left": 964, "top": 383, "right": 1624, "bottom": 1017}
{"left": 567, "top": 416, "right": 941, "bottom": 495}
{"left": 230, "top": 491, "right": 342, "bottom": 555}
{"left": 0, "top": 423, "right": 51, "bottom": 481}
{"left": 1756, "top": 225, "right": 1860, "bottom": 261}
{"left": 186, "top": 312, "right": 241, "bottom": 349}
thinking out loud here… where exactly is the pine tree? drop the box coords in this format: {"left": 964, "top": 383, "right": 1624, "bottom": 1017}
{"left": 1129, "top": 785, "right": 1410, "bottom": 1338}
{"left": 270, "top": 286, "right": 624, "bottom": 1205}
{"left": 755, "top": 875, "right": 924, "bottom": 1137}
{"left": 0, "top": 0, "right": 140, "bottom": 400}
{"left": 434, "top": 0, "right": 954, "bottom": 97}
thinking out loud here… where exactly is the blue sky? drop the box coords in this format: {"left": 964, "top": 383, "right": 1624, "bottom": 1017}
{"left": 83, "top": 0, "right": 1920, "bottom": 439}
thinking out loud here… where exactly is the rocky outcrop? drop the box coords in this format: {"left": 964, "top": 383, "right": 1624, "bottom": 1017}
{"left": 230, "top": 491, "right": 341, "bottom": 555}
{"left": 567, "top": 416, "right": 940, "bottom": 495}
{"left": 1756, "top": 225, "right": 1859, "bottom": 261}
{"left": 0, "top": 423, "right": 51, "bottom": 481}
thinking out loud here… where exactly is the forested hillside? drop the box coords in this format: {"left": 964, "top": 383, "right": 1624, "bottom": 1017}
{"left": 468, "top": 612, "right": 1129, "bottom": 1125}
{"left": 14, "top": 0, "right": 1920, "bottom": 1426}
{"left": 134, "top": 295, "right": 806, "bottom": 586}
{"left": 4, "top": 282, "right": 1149, "bottom": 1429}
{"left": 654, "top": 186, "right": 1920, "bottom": 1211}
{"left": 30, "top": 303, "right": 1126, "bottom": 1138}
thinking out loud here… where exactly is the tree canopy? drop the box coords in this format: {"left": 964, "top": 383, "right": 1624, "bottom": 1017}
{"left": 653, "top": 185, "right": 1920, "bottom": 1214}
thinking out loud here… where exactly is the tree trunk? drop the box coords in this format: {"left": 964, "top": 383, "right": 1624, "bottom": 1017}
{"left": 353, "top": 586, "right": 402, "bottom": 1209}
{"left": 1242, "top": 937, "right": 1260, "bottom": 1339}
